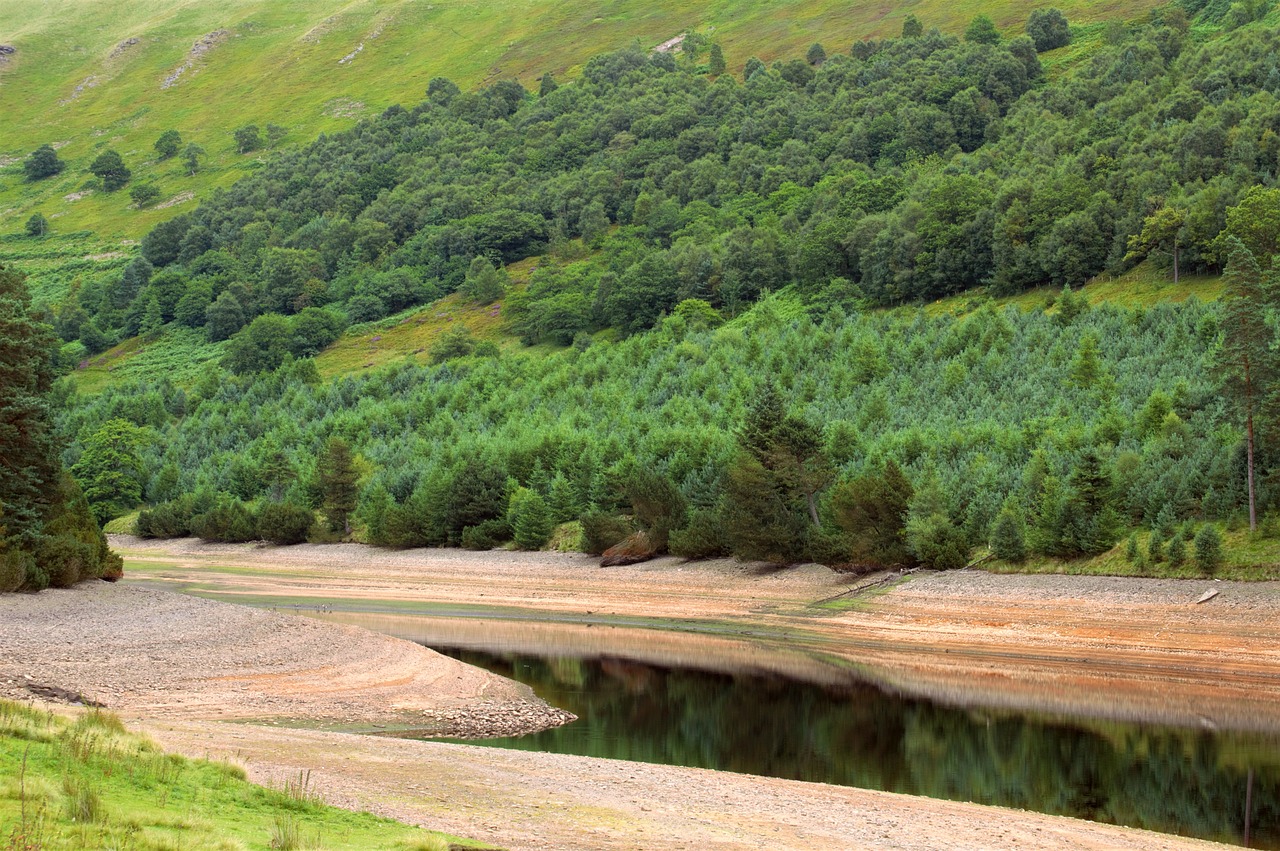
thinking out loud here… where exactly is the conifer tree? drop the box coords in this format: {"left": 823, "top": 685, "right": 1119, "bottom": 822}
{"left": 708, "top": 43, "right": 726, "bottom": 76}
{"left": 1216, "top": 238, "right": 1274, "bottom": 531}
{"left": 317, "top": 437, "right": 359, "bottom": 533}
{"left": 509, "top": 487, "right": 552, "bottom": 549}
{"left": 1194, "top": 525, "right": 1224, "bottom": 573}
{"left": 0, "top": 264, "right": 59, "bottom": 542}
{"left": 989, "top": 507, "right": 1027, "bottom": 562}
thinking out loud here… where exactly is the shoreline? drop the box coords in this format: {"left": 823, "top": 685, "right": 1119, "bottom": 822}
{"left": 114, "top": 534, "right": 1280, "bottom": 733}
{"left": 4, "top": 536, "right": 1271, "bottom": 849}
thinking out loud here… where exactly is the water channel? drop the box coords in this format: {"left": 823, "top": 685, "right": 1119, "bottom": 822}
{"left": 381, "top": 634, "right": 1280, "bottom": 849}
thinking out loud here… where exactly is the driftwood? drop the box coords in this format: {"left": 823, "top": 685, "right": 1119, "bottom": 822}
{"left": 1195, "top": 588, "right": 1220, "bottom": 604}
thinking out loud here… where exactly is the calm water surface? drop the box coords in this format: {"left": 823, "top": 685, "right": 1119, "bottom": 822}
{"left": 420, "top": 645, "right": 1280, "bottom": 849}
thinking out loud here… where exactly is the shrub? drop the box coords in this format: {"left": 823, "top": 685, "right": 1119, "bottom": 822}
{"left": 669, "top": 507, "right": 731, "bottom": 559}
{"left": 136, "top": 499, "right": 194, "bottom": 538}
{"left": 0, "top": 549, "right": 33, "bottom": 593}
{"left": 1167, "top": 530, "right": 1187, "bottom": 567}
{"left": 190, "top": 499, "right": 257, "bottom": 542}
{"left": 256, "top": 502, "right": 314, "bottom": 545}
{"left": 459, "top": 518, "right": 510, "bottom": 550}
{"left": 580, "top": 511, "right": 633, "bottom": 555}
{"left": 33, "top": 535, "right": 95, "bottom": 588}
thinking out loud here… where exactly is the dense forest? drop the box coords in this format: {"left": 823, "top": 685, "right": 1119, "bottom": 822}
{"left": 0, "top": 264, "right": 120, "bottom": 591}
{"left": 23, "top": 4, "right": 1280, "bottom": 570}
{"left": 47, "top": 7, "right": 1280, "bottom": 359}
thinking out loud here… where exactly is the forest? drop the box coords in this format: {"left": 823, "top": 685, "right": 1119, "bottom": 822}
{"left": 11, "top": 2, "right": 1280, "bottom": 579}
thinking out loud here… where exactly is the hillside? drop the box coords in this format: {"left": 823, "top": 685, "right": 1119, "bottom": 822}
{"left": 2, "top": 0, "right": 1277, "bottom": 578}
{"left": 0, "top": 0, "right": 1163, "bottom": 242}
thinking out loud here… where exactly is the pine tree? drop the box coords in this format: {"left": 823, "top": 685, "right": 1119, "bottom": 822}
{"left": 317, "top": 437, "right": 359, "bottom": 533}
{"left": 1147, "top": 530, "right": 1165, "bottom": 563}
{"left": 708, "top": 43, "right": 726, "bottom": 76}
{"left": 1166, "top": 529, "right": 1187, "bottom": 567}
{"left": 830, "top": 459, "right": 915, "bottom": 567}
{"left": 509, "top": 487, "right": 552, "bottom": 549}
{"left": 0, "top": 264, "right": 59, "bottom": 542}
{"left": 1217, "top": 238, "right": 1274, "bottom": 531}
{"left": 1194, "top": 525, "right": 1224, "bottom": 574}
{"left": 989, "top": 507, "right": 1027, "bottom": 562}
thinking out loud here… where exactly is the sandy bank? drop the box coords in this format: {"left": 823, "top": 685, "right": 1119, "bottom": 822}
{"left": 114, "top": 535, "right": 1280, "bottom": 732}
{"left": 0, "top": 582, "right": 571, "bottom": 736}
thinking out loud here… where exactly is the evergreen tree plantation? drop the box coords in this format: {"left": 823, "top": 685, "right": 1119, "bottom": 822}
{"left": 7, "top": 0, "right": 1280, "bottom": 574}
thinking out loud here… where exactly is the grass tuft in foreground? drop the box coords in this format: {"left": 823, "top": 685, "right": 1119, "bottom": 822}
{"left": 0, "top": 700, "right": 469, "bottom": 851}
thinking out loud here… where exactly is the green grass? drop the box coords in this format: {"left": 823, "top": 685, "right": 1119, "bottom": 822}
{"left": 985, "top": 522, "right": 1280, "bottom": 581}
{"left": 0, "top": 700, "right": 475, "bottom": 851}
{"left": 70, "top": 325, "right": 223, "bottom": 393}
{"left": 925, "top": 260, "right": 1224, "bottom": 319}
{"left": 0, "top": 0, "right": 1166, "bottom": 245}
{"left": 101, "top": 512, "right": 139, "bottom": 534}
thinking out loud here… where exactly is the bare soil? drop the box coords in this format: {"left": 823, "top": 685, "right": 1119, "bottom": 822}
{"left": 117, "top": 536, "right": 1280, "bottom": 731}
{"left": 0, "top": 582, "right": 571, "bottom": 736}
{"left": 6, "top": 536, "right": 1273, "bottom": 850}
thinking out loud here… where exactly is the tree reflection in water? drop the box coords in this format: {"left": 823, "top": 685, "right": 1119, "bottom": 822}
{"left": 422, "top": 648, "right": 1279, "bottom": 849}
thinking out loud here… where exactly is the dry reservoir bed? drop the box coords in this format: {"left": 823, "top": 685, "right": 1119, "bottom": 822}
{"left": 3, "top": 536, "right": 1275, "bottom": 850}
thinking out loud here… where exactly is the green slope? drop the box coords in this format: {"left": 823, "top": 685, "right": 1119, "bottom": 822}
{"left": 1, "top": 0, "right": 1164, "bottom": 240}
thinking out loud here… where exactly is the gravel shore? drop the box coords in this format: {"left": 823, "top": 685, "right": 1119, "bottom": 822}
{"left": 0, "top": 581, "right": 572, "bottom": 736}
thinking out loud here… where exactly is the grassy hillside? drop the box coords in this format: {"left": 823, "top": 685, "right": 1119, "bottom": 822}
{"left": 0, "top": 0, "right": 1164, "bottom": 241}
{"left": 0, "top": 700, "right": 472, "bottom": 850}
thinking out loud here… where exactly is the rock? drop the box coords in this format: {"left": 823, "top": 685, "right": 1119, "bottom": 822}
{"left": 601, "top": 531, "right": 657, "bottom": 567}
{"left": 0, "top": 45, "right": 16, "bottom": 56}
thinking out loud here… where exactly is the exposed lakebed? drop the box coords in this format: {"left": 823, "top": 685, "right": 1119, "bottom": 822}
{"left": 381, "top": 624, "right": 1280, "bottom": 849}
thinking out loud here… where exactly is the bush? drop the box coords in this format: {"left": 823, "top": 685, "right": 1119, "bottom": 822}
{"left": 1194, "top": 525, "right": 1224, "bottom": 574}
{"left": 459, "top": 518, "right": 510, "bottom": 550}
{"left": 32, "top": 535, "right": 95, "bottom": 589}
{"left": 669, "top": 507, "right": 731, "bottom": 559}
{"left": 256, "top": 502, "right": 314, "bottom": 545}
{"left": 190, "top": 499, "right": 256, "bottom": 542}
{"left": 136, "top": 500, "right": 194, "bottom": 538}
{"left": 580, "top": 511, "right": 633, "bottom": 555}
{"left": 0, "top": 549, "right": 33, "bottom": 593}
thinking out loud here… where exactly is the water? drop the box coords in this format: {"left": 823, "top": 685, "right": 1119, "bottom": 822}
{"left": 422, "top": 645, "right": 1280, "bottom": 849}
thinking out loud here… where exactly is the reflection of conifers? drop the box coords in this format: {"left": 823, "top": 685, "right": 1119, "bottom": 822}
{"left": 440, "top": 647, "right": 1280, "bottom": 847}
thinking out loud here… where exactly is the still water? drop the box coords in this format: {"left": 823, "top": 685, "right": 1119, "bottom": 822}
{"left": 423, "top": 645, "right": 1280, "bottom": 849}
